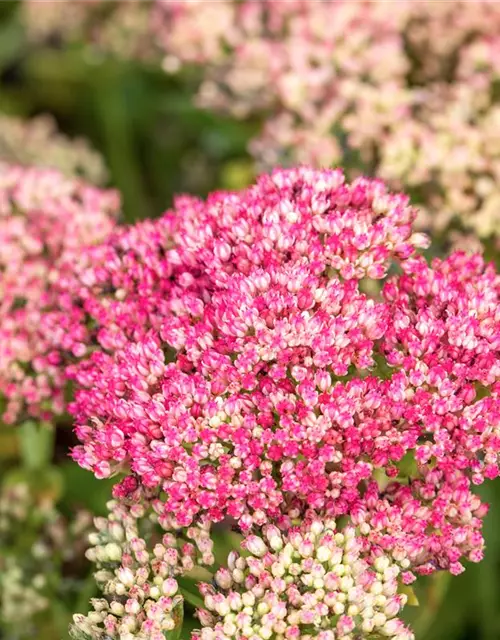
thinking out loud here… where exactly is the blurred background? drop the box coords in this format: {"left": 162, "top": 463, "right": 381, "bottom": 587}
{"left": 1, "top": 1, "right": 500, "bottom": 639}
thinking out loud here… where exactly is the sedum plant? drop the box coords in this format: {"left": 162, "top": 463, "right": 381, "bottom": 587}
{"left": 57, "top": 167, "right": 500, "bottom": 639}
{"left": 153, "top": 0, "right": 500, "bottom": 241}
{"left": 0, "top": 477, "right": 92, "bottom": 638}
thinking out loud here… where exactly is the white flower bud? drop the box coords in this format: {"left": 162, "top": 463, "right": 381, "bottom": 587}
{"left": 316, "top": 546, "right": 332, "bottom": 563}
{"left": 216, "top": 600, "right": 230, "bottom": 617}
{"left": 373, "top": 612, "right": 387, "bottom": 628}
{"left": 88, "top": 611, "right": 104, "bottom": 624}
{"left": 117, "top": 567, "right": 135, "bottom": 587}
{"left": 242, "top": 592, "right": 255, "bottom": 607}
{"left": 260, "top": 626, "right": 273, "bottom": 639}
{"left": 246, "top": 536, "right": 268, "bottom": 558}
{"left": 105, "top": 542, "right": 122, "bottom": 562}
{"left": 88, "top": 533, "right": 100, "bottom": 546}
{"left": 110, "top": 601, "right": 125, "bottom": 616}
{"left": 374, "top": 556, "right": 391, "bottom": 573}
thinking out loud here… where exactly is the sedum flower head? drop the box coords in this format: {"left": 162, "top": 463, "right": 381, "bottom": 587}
{"left": 22, "top": 0, "right": 158, "bottom": 60}
{"left": 70, "top": 167, "right": 499, "bottom": 578}
{"left": 194, "top": 519, "right": 414, "bottom": 640}
{"left": 154, "top": 0, "right": 500, "bottom": 239}
{"left": 0, "top": 164, "right": 119, "bottom": 423}
{"left": 65, "top": 165, "right": 423, "bottom": 363}
{"left": 0, "top": 114, "right": 108, "bottom": 185}
{"left": 0, "top": 480, "right": 92, "bottom": 636}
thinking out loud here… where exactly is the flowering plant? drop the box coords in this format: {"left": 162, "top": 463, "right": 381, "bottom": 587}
{"left": 0, "top": 164, "right": 119, "bottom": 424}
{"left": 153, "top": 0, "right": 500, "bottom": 241}
{"left": 67, "top": 168, "right": 500, "bottom": 639}
{"left": 22, "top": 0, "right": 500, "bottom": 239}
{"left": 0, "top": 478, "right": 92, "bottom": 637}
{"left": 22, "top": 0, "right": 155, "bottom": 61}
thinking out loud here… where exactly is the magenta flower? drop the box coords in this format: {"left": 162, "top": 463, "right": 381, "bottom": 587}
{"left": 70, "top": 168, "right": 498, "bottom": 583}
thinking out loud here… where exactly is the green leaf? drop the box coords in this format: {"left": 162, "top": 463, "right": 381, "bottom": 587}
{"left": 400, "top": 584, "right": 419, "bottom": 606}
{"left": 397, "top": 451, "right": 418, "bottom": 479}
{"left": 180, "top": 613, "right": 198, "bottom": 640}
{"left": 406, "top": 572, "right": 452, "bottom": 638}
{"left": 18, "top": 420, "right": 55, "bottom": 470}
{"left": 59, "top": 461, "right": 115, "bottom": 514}
{"left": 93, "top": 63, "right": 151, "bottom": 221}
{"left": 211, "top": 528, "right": 243, "bottom": 567}
{"left": 178, "top": 577, "right": 205, "bottom": 610}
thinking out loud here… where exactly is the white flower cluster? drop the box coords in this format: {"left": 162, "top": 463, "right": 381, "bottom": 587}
{"left": 195, "top": 520, "right": 414, "bottom": 640}
{"left": 71, "top": 500, "right": 183, "bottom": 640}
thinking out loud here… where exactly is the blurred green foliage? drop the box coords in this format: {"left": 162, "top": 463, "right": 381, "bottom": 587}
{"left": 1, "top": 1, "right": 500, "bottom": 639}
{"left": 0, "top": 0, "right": 257, "bottom": 221}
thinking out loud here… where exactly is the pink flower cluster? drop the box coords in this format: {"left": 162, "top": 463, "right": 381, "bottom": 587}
{"left": 65, "top": 166, "right": 422, "bottom": 369}
{"left": 154, "top": 0, "right": 500, "bottom": 239}
{"left": 21, "top": 0, "right": 500, "bottom": 236}
{"left": 20, "top": 0, "right": 500, "bottom": 236}
{"left": 70, "top": 166, "right": 499, "bottom": 601}
{"left": 0, "top": 164, "right": 119, "bottom": 423}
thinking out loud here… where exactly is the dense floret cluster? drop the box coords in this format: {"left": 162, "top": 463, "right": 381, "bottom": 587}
{"left": 0, "top": 114, "right": 108, "bottom": 185}
{"left": 70, "top": 499, "right": 192, "bottom": 640}
{"left": 0, "top": 480, "right": 92, "bottom": 636}
{"left": 22, "top": 0, "right": 155, "bottom": 60}
{"left": 22, "top": 0, "right": 500, "bottom": 236}
{"left": 68, "top": 168, "right": 500, "bottom": 638}
{"left": 195, "top": 519, "right": 413, "bottom": 640}
{"left": 10, "top": 2, "right": 500, "bottom": 637}
{"left": 0, "top": 164, "right": 119, "bottom": 423}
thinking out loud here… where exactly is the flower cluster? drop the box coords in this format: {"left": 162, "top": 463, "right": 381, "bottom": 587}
{"left": 68, "top": 166, "right": 424, "bottom": 361}
{"left": 70, "top": 165, "right": 500, "bottom": 640}
{"left": 70, "top": 498, "right": 213, "bottom": 640}
{"left": 0, "top": 114, "right": 108, "bottom": 185}
{"left": 22, "top": 0, "right": 500, "bottom": 237}
{"left": 0, "top": 480, "right": 92, "bottom": 636}
{"left": 0, "top": 164, "right": 119, "bottom": 423}
{"left": 10, "top": 1, "right": 500, "bottom": 633}
{"left": 196, "top": 519, "right": 413, "bottom": 640}
{"left": 72, "top": 167, "right": 426, "bottom": 478}
{"left": 22, "top": 0, "right": 157, "bottom": 60}
{"left": 63, "top": 214, "right": 207, "bottom": 357}
{"left": 153, "top": 0, "right": 500, "bottom": 239}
